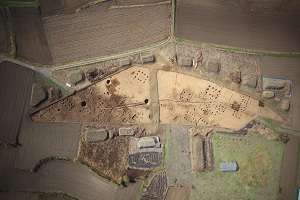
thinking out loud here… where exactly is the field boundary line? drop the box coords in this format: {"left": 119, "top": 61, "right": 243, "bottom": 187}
{"left": 110, "top": 1, "right": 171, "bottom": 9}
{"left": 51, "top": 37, "right": 171, "bottom": 71}
{"left": 175, "top": 38, "right": 300, "bottom": 58}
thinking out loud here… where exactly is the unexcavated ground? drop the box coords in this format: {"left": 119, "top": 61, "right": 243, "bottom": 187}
{"left": 78, "top": 136, "right": 130, "bottom": 184}
{"left": 43, "top": 1, "right": 171, "bottom": 64}
{"left": 175, "top": 0, "right": 300, "bottom": 52}
{"left": 0, "top": 61, "right": 34, "bottom": 144}
{"left": 0, "top": 8, "right": 11, "bottom": 54}
{"left": 10, "top": 7, "right": 53, "bottom": 64}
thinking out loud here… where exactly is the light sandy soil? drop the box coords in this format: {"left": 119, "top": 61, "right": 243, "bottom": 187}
{"left": 157, "top": 70, "right": 282, "bottom": 130}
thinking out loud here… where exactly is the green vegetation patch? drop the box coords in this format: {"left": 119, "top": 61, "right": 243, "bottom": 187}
{"left": 191, "top": 132, "right": 284, "bottom": 200}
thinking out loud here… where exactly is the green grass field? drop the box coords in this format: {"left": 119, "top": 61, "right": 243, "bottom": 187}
{"left": 191, "top": 132, "right": 284, "bottom": 200}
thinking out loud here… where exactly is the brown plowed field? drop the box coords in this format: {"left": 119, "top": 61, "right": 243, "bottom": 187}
{"left": 278, "top": 135, "right": 299, "bottom": 200}
{"left": 0, "top": 160, "right": 117, "bottom": 200}
{"left": 16, "top": 121, "right": 81, "bottom": 170}
{"left": 0, "top": 61, "right": 34, "bottom": 144}
{"left": 114, "top": 0, "right": 165, "bottom": 6}
{"left": 0, "top": 145, "right": 18, "bottom": 172}
{"left": 10, "top": 7, "right": 53, "bottom": 65}
{"left": 262, "top": 57, "right": 300, "bottom": 129}
{"left": 0, "top": 8, "right": 11, "bottom": 54}
{"left": 43, "top": 1, "right": 171, "bottom": 64}
{"left": 165, "top": 187, "right": 190, "bottom": 200}
{"left": 40, "top": 0, "right": 95, "bottom": 18}
{"left": 114, "top": 182, "right": 142, "bottom": 200}
{"left": 0, "top": 192, "right": 39, "bottom": 200}
{"left": 175, "top": 0, "right": 300, "bottom": 52}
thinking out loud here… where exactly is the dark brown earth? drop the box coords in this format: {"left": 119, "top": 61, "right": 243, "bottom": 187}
{"left": 278, "top": 135, "right": 299, "bottom": 200}
{"left": 16, "top": 120, "right": 81, "bottom": 170}
{"left": 0, "top": 0, "right": 34, "bottom": 2}
{"left": 175, "top": 0, "right": 300, "bottom": 52}
{"left": 30, "top": 84, "right": 148, "bottom": 124}
{"left": 40, "top": 0, "right": 95, "bottom": 18}
{"left": 9, "top": 7, "right": 53, "bottom": 64}
{"left": 0, "top": 61, "right": 34, "bottom": 144}
{"left": 43, "top": 1, "right": 171, "bottom": 64}
{"left": 78, "top": 136, "right": 130, "bottom": 184}
{"left": 114, "top": 182, "right": 142, "bottom": 200}
{"left": 262, "top": 57, "right": 300, "bottom": 130}
{"left": 0, "top": 192, "right": 72, "bottom": 200}
{"left": 0, "top": 8, "right": 11, "bottom": 54}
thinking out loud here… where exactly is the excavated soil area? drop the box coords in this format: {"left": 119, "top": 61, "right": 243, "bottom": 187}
{"left": 78, "top": 136, "right": 130, "bottom": 184}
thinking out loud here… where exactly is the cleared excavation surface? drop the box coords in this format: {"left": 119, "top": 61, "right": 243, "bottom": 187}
{"left": 31, "top": 66, "right": 151, "bottom": 124}
{"left": 158, "top": 70, "right": 281, "bottom": 130}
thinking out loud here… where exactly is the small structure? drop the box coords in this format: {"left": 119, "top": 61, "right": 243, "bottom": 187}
{"left": 220, "top": 162, "right": 237, "bottom": 172}
{"left": 141, "top": 55, "right": 155, "bottom": 64}
{"left": 68, "top": 70, "right": 84, "bottom": 86}
{"left": 30, "top": 84, "right": 46, "bottom": 107}
{"left": 119, "top": 58, "right": 131, "bottom": 67}
{"left": 85, "top": 129, "right": 108, "bottom": 142}
{"left": 180, "top": 57, "right": 193, "bottom": 68}
{"left": 137, "top": 136, "right": 161, "bottom": 149}
{"left": 119, "top": 127, "right": 135, "bottom": 136}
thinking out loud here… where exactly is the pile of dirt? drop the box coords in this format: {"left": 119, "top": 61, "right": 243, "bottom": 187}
{"left": 78, "top": 136, "right": 130, "bottom": 183}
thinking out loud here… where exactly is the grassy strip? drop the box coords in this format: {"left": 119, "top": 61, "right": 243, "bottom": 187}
{"left": 34, "top": 71, "right": 72, "bottom": 95}
{"left": 259, "top": 117, "right": 300, "bottom": 135}
{"left": 175, "top": 38, "right": 300, "bottom": 58}
{"left": 0, "top": 1, "right": 38, "bottom": 7}
{"left": 4, "top": 7, "right": 16, "bottom": 57}
{"left": 137, "top": 131, "right": 169, "bottom": 199}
